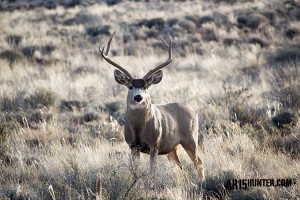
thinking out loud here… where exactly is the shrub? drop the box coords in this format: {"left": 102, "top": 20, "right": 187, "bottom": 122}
{"left": 30, "top": 110, "right": 53, "bottom": 124}
{"left": 145, "top": 29, "right": 159, "bottom": 38}
{"left": 229, "top": 103, "right": 268, "bottom": 127}
{"left": 40, "top": 45, "right": 56, "bottom": 54}
{"left": 138, "top": 18, "right": 165, "bottom": 29}
{"left": 285, "top": 28, "right": 299, "bottom": 39}
{"left": 271, "top": 133, "right": 300, "bottom": 159}
{"left": 106, "top": 0, "right": 123, "bottom": 5}
{"left": 86, "top": 25, "right": 111, "bottom": 37}
{"left": 21, "top": 45, "right": 55, "bottom": 58}
{"left": 60, "top": 100, "right": 87, "bottom": 111}
{"left": 212, "top": 12, "right": 232, "bottom": 28}
{"left": 166, "top": 18, "right": 179, "bottom": 27}
{"left": 105, "top": 101, "right": 123, "bottom": 115}
{"left": 0, "top": 123, "right": 9, "bottom": 157}
{"left": 237, "top": 13, "right": 268, "bottom": 29}
{"left": 72, "top": 112, "right": 100, "bottom": 124}
{"left": 101, "top": 165, "right": 140, "bottom": 199}
{"left": 223, "top": 38, "right": 242, "bottom": 46}
{"left": 201, "top": 28, "right": 218, "bottom": 42}
{"left": 84, "top": 119, "right": 123, "bottom": 141}
{"left": 196, "top": 15, "right": 214, "bottom": 27}
{"left": 0, "top": 90, "right": 27, "bottom": 112}
{"left": 205, "top": 170, "right": 236, "bottom": 199}
{"left": 247, "top": 37, "right": 269, "bottom": 48}
{"left": 272, "top": 84, "right": 300, "bottom": 110}
{"left": 6, "top": 34, "right": 22, "bottom": 47}
{"left": 240, "top": 65, "right": 261, "bottom": 83}
{"left": 230, "top": 188, "right": 268, "bottom": 199}
{"left": 64, "top": 12, "right": 97, "bottom": 25}
{"left": 0, "top": 50, "right": 23, "bottom": 64}
{"left": 21, "top": 45, "right": 40, "bottom": 58}
{"left": 81, "top": 112, "right": 99, "bottom": 123}
{"left": 272, "top": 111, "right": 297, "bottom": 129}
{"left": 177, "top": 19, "right": 196, "bottom": 33}
{"left": 267, "top": 45, "right": 300, "bottom": 65}
{"left": 25, "top": 88, "right": 56, "bottom": 109}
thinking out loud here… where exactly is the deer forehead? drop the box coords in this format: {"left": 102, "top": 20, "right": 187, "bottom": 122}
{"left": 131, "top": 79, "right": 146, "bottom": 88}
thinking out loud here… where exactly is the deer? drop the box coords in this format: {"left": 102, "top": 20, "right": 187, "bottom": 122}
{"left": 99, "top": 32, "right": 204, "bottom": 187}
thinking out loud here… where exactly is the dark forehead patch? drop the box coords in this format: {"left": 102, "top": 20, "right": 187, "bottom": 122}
{"left": 132, "top": 79, "right": 146, "bottom": 88}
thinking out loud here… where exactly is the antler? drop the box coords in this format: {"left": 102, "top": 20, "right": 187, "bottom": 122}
{"left": 143, "top": 36, "right": 172, "bottom": 80}
{"left": 99, "top": 31, "right": 133, "bottom": 80}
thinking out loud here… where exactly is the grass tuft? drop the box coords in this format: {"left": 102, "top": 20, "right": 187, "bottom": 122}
{"left": 267, "top": 45, "right": 300, "bottom": 65}
{"left": 0, "top": 50, "right": 24, "bottom": 64}
{"left": 25, "top": 88, "right": 56, "bottom": 109}
{"left": 6, "top": 34, "right": 22, "bottom": 48}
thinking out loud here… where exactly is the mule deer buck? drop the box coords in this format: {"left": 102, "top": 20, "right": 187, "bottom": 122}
{"left": 99, "top": 32, "right": 204, "bottom": 187}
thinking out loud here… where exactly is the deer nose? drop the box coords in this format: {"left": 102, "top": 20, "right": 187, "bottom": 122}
{"left": 134, "top": 95, "right": 143, "bottom": 102}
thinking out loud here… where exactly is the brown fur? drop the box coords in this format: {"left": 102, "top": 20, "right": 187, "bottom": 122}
{"left": 125, "top": 95, "right": 204, "bottom": 184}
{"left": 100, "top": 32, "right": 204, "bottom": 185}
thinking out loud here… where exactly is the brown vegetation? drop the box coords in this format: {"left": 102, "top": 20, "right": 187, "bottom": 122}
{"left": 0, "top": 0, "right": 300, "bottom": 199}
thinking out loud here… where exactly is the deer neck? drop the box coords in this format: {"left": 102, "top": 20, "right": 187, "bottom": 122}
{"left": 126, "top": 99, "right": 153, "bottom": 128}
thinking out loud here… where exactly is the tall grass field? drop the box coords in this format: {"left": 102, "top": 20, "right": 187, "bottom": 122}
{"left": 0, "top": 0, "right": 299, "bottom": 199}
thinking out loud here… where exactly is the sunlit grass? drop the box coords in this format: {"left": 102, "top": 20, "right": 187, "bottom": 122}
{"left": 0, "top": 0, "right": 300, "bottom": 199}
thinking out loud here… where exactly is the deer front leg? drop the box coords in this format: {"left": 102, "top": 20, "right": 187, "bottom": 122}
{"left": 149, "top": 148, "right": 159, "bottom": 176}
{"left": 129, "top": 147, "right": 141, "bottom": 177}
{"left": 128, "top": 140, "right": 140, "bottom": 166}
{"left": 131, "top": 148, "right": 140, "bottom": 163}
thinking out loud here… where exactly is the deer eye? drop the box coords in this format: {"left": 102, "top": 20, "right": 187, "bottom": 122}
{"left": 129, "top": 86, "right": 133, "bottom": 90}
{"left": 143, "top": 86, "right": 148, "bottom": 90}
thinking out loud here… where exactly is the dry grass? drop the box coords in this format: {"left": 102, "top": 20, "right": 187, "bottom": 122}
{"left": 0, "top": 0, "right": 300, "bottom": 199}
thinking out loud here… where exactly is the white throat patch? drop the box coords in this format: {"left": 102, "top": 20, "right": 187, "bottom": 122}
{"left": 129, "top": 103, "right": 147, "bottom": 110}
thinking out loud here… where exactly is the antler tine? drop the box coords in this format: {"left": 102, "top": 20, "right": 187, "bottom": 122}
{"left": 99, "top": 31, "right": 133, "bottom": 79}
{"left": 143, "top": 35, "right": 172, "bottom": 80}
{"left": 104, "top": 31, "right": 115, "bottom": 55}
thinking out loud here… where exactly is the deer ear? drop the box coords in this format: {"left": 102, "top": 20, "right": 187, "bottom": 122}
{"left": 146, "top": 70, "right": 163, "bottom": 85}
{"left": 114, "top": 70, "right": 130, "bottom": 86}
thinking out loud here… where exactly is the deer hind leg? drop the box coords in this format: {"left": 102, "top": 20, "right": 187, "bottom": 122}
{"left": 182, "top": 142, "right": 205, "bottom": 187}
{"left": 167, "top": 149, "right": 183, "bottom": 170}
